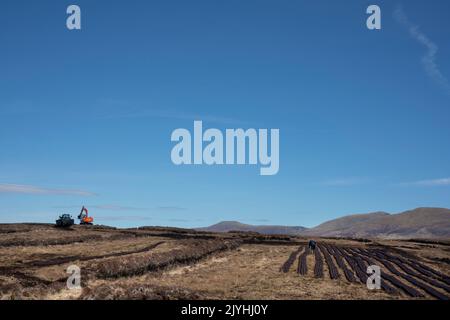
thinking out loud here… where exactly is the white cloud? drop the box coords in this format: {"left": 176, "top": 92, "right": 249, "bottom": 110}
{"left": 320, "top": 177, "right": 371, "bottom": 187}
{"left": 0, "top": 183, "right": 97, "bottom": 196}
{"left": 96, "top": 215, "right": 153, "bottom": 222}
{"left": 394, "top": 6, "right": 450, "bottom": 94}
{"left": 105, "top": 108, "right": 249, "bottom": 126}
{"left": 156, "top": 206, "right": 187, "bottom": 212}
{"left": 54, "top": 205, "right": 146, "bottom": 211}
{"left": 53, "top": 205, "right": 186, "bottom": 212}
{"left": 91, "top": 205, "right": 146, "bottom": 211}
{"left": 402, "top": 177, "right": 450, "bottom": 187}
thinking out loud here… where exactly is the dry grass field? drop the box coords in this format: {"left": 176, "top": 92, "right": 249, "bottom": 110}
{"left": 0, "top": 223, "right": 448, "bottom": 300}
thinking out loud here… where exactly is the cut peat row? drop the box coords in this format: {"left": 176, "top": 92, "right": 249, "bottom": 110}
{"left": 90, "top": 239, "right": 241, "bottom": 279}
{"left": 344, "top": 248, "right": 399, "bottom": 295}
{"left": 348, "top": 247, "right": 420, "bottom": 297}
{"left": 27, "top": 241, "right": 166, "bottom": 267}
{"left": 399, "top": 272, "right": 449, "bottom": 300}
{"left": 0, "top": 233, "right": 130, "bottom": 248}
{"left": 313, "top": 246, "right": 324, "bottom": 278}
{"left": 318, "top": 244, "right": 340, "bottom": 279}
{"left": 297, "top": 247, "right": 309, "bottom": 275}
{"left": 367, "top": 250, "right": 450, "bottom": 300}
{"left": 351, "top": 249, "right": 428, "bottom": 298}
{"left": 374, "top": 249, "right": 450, "bottom": 286}
{"left": 327, "top": 244, "right": 356, "bottom": 282}
{"left": 337, "top": 247, "right": 367, "bottom": 283}
{"left": 280, "top": 246, "right": 303, "bottom": 273}
{"left": 367, "top": 249, "right": 450, "bottom": 293}
{"left": 408, "top": 261, "right": 450, "bottom": 286}
{"left": 348, "top": 248, "right": 422, "bottom": 296}
{"left": 0, "top": 267, "right": 54, "bottom": 287}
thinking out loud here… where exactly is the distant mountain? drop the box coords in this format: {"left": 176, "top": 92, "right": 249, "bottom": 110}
{"left": 198, "top": 208, "right": 450, "bottom": 239}
{"left": 303, "top": 207, "right": 450, "bottom": 239}
{"left": 196, "top": 221, "right": 307, "bottom": 235}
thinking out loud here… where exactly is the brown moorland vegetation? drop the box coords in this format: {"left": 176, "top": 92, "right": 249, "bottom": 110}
{"left": 0, "top": 223, "right": 448, "bottom": 300}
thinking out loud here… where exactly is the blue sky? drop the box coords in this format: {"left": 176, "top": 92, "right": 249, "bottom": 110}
{"left": 1, "top": 0, "right": 449, "bottom": 228}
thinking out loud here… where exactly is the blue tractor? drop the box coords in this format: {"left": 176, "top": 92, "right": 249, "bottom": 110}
{"left": 55, "top": 214, "right": 75, "bottom": 228}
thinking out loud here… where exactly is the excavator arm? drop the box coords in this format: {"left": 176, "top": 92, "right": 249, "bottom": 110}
{"left": 78, "top": 206, "right": 94, "bottom": 224}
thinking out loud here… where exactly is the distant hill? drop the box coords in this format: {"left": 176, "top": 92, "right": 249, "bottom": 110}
{"left": 196, "top": 221, "right": 307, "bottom": 235}
{"left": 303, "top": 207, "right": 450, "bottom": 239}
{"left": 198, "top": 208, "right": 450, "bottom": 239}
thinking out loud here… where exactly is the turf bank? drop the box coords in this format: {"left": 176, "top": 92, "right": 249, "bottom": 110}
{"left": 171, "top": 121, "right": 279, "bottom": 175}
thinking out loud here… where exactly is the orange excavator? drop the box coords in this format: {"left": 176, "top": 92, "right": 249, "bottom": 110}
{"left": 77, "top": 206, "right": 94, "bottom": 225}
